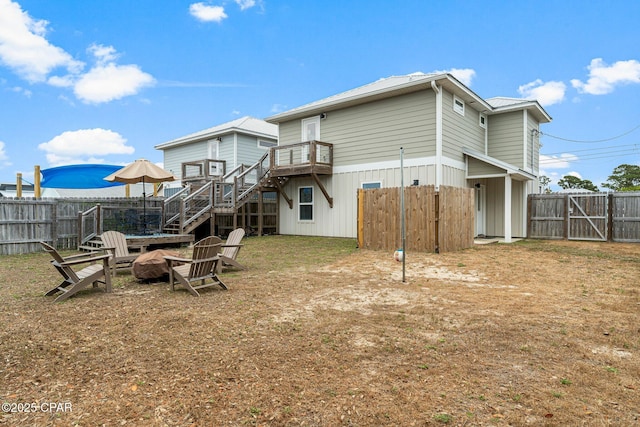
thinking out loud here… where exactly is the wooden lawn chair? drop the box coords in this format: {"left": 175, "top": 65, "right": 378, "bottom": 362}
{"left": 218, "top": 228, "right": 246, "bottom": 272}
{"left": 164, "top": 236, "right": 227, "bottom": 297}
{"left": 40, "top": 241, "right": 112, "bottom": 302}
{"left": 100, "top": 230, "right": 144, "bottom": 274}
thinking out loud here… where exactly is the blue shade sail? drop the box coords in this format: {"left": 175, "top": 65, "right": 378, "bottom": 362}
{"left": 41, "top": 164, "right": 126, "bottom": 188}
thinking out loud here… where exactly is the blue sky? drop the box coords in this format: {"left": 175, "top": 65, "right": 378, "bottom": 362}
{"left": 1, "top": 0, "right": 639, "bottom": 191}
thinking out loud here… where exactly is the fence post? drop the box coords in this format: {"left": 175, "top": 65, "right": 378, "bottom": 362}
{"left": 607, "top": 193, "right": 614, "bottom": 242}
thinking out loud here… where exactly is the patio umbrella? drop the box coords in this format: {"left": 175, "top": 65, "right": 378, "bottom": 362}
{"left": 104, "top": 159, "right": 177, "bottom": 234}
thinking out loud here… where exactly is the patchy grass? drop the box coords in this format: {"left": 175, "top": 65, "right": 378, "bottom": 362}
{"left": 0, "top": 237, "right": 639, "bottom": 425}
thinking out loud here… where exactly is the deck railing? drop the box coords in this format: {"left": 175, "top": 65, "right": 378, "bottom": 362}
{"left": 270, "top": 140, "right": 333, "bottom": 176}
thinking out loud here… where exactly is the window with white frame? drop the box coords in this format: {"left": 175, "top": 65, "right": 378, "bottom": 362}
{"left": 453, "top": 95, "right": 465, "bottom": 116}
{"left": 361, "top": 181, "right": 382, "bottom": 189}
{"left": 258, "top": 139, "right": 277, "bottom": 148}
{"left": 299, "top": 186, "right": 313, "bottom": 221}
{"left": 479, "top": 113, "right": 487, "bottom": 128}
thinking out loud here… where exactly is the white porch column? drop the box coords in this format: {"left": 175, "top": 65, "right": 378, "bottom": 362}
{"left": 504, "top": 174, "right": 512, "bottom": 243}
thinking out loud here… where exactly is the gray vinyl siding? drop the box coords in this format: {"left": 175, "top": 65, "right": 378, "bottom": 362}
{"left": 236, "top": 133, "right": 270, "bottom": 167}
{"left": 442, "top": 90, "right": 486, "bottom": 162}
{"left": 484, "top": 177, "right": 526, "bottom": 238}
{"left": 277, "top": 90, "right": 437, "bottom": 166}
{"left": 277, "top": 161, "right": 462, "bottom": 238}
{"left": 467, "top": 157, "right": 506, "bottom": 176}
{"left": 487, "top": 111, "right": 524, "bottom": 168}
{"left": 526, "top": 114, "right": 540, "bottom": 174}
{"left": 163, "top": 141, "right": 209, "bottom": 180}
{"left": 218, "top": 135, "right": 235, "bottom": 170}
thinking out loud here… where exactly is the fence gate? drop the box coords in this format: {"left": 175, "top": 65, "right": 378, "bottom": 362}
{"left": 568, "top": 194, "right": 608, "bottom": 241}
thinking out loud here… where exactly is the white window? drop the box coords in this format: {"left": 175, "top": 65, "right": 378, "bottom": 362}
{"left": 479, "top": 114, "right": 487, "bottom": 128}
{"left": 258, "top": 139, "right": 277, "bottom": 149}
{"left": 361, "top": 181, "right": 382, "bottom": 189}
{"left": 299, "top": 186, "right": 313, "bottom": 221}
{"left": 301, "top": 116, "right": 321, "bottom": 142}
{"left": 453, "top": 95, "right": 465, "bottom": 116}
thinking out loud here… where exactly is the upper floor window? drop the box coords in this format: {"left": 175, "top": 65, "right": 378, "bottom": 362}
{"left": 301, "top": 116, "right": 321, "bottom": 142}
{"left": 479, "top": 114, "right": 487, "bottom": 128}
{"left": 453, "top": 95, "right": 465, "bottom": 116}
{"left": 258, "top": 139, "right": 277, "bottom": 149}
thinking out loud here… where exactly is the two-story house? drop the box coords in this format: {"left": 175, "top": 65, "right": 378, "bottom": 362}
{"left": 155, "top": 116, "right": 278, "bottom": 193}
{"left": 265, "top": 72, "right": 551, "bottom": 241}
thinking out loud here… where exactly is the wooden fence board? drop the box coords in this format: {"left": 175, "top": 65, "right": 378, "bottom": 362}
{"left": 528, "top": 192, "right": 640, "bottom": 243}
{"left": 358, "top": 185, "right": 474, "bottom": 253}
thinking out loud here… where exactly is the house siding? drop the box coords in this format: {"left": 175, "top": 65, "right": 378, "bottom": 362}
{"left": 278, "top": 160, "right": 463, "bottom": 238}
{"left": 487, "top": 111, "right": 524, "bottom": 168}
{"left": 526, "top": 113, "right": 540, "bottom": 174}
{"left": 467, "top": 157, "right": 506, "bottom": 176}
{"left": 442, "top": 89, "right": 486, "bottom": 162}
{"left": 278, "top": 90, "right": 438, "bottom": 166}
{"left": 236, "top": 133, "right": 272, "bottom": 167}
{"left": 218, "top": 135, "right": 235, "bottom": 170}
{"left": 163, "top": 140, "right": 209, "bottom": 180}
{"left": 484, "top": 177, "right": 526, "bottom": 237}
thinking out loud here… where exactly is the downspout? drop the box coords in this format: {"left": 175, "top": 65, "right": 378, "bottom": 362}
{"left": 431, "top": 81, "right": 442, "bottom": 190}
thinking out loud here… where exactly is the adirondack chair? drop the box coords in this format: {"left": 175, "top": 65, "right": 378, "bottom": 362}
{"left": 164, "top": 236, "right": 227, "bottom": 297}
{"left": 40, "top": 241, "right": 112, "bottom": 302}
{"left": 100, "top": 230, "right": 143, "bottom": 274}
{"left": 218, "top": 228, "right": 246, "bottom": 272}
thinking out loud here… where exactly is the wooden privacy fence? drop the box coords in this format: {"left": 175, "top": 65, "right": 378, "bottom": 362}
{"left": 357, "top": 185, "right": 474, "bottom": 253}
{"left": 528, "top": 192, "right": 640, "bottom": 242}
{"left": 0, "top": 198, "right": 162, "bottom": 255}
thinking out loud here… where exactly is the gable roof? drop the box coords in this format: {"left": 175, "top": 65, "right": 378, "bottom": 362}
{"left": 155, "top": 116, "right": 278, "bottom": 150}
{"left": 265, "top": 73, "right": 551, "bottom": 124}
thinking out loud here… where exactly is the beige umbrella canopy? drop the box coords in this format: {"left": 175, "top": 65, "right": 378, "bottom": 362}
{"left": 104, "top": 158, "right": 176, "bottom": 184}
{"left": 104, "top": 159, "right": 176, "bottom": 234}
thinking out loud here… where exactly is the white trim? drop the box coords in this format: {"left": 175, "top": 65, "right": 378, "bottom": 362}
{"left": 233, "top": 133, "right": 238, "bottom": 169}
{"left": 301, "top": 116, "right": 321, "bottom": 142}
{"left": 453, "top": 95, "right": 465, "bottom": 116}
{"left": 435, "top": 84, "right": 443, "bottom": 189}
{"left": 504, "top": 174, "right": 512, "bottom": 243}
{"left": 257, "top": 139, "right": 277, "bottom": 149}
{"left": 479, "top": 113, "right": 487, "bottom": 129}
{"left": 298, "top": 186, "right": 314, "bottom": 222}
{"left": 361, "top": 181, "right": 382, "bottom": 189}
{"left": 522, "top": 110, "right": 528, "bottom": 172}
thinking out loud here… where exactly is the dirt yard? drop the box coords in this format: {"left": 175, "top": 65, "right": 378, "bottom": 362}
{"left": 1, "top": 236, "right": 638, "bottom": 426}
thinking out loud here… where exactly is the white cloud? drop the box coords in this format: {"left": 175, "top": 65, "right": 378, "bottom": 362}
{"left": 571, "top": 58, "right": 640, "bottom": 95}
{"left": 0, "top": 3, "right": 154, "bottom": 104}
{"left": 432, "top": 68, "right": 476, "bottom": 86}
{"left": 0, "top": 140, "right": 11, "bottom": 166}
{"left": 518, "top": 79, "right": 566, "bottom": 106}
{"left": 235, "top": 0, "right": 256, "bottom": 10}
{"left": 38, "top": 128, "right": 135, "bottom": 166}
{"left": 270, "top": 103, "right": 287, "bottom": 113}
{"left": 539, "top": 153, "right": 578, "bottom": 169}
{"left": 74, "top": 62, "right": 155, "bottom": 104}
{"left": 0, "top": 0, "right": 84, "bottom": 82}
{"left": 189, "top": 3, "right": 227, "bottom": 22}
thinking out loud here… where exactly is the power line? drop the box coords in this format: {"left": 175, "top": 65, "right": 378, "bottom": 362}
{"left": 540, "top": 150, "right": 639, "bottom": 165}
{"left": 538, "top": 123, "right": 640, "bottom": 143}
{"left": 542, "top": 143, "right": 639, "bottom": 156}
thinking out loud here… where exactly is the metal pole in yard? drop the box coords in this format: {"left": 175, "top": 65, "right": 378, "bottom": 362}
{"left": 400, "top": 147, "right": 406, "bottom": 283}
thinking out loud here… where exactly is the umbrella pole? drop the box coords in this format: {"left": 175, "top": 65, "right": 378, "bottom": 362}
{"left": 142, "top": 176, "right": 147, "bottom": 235}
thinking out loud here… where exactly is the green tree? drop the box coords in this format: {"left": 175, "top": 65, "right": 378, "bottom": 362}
{"left": 557, "top": 175, "right": 599, "bottom": 192}
{"left": 539, "top": 175, "right": 552, "bottom": 193}
{"left": 601, "top": 164, "right": 640, "bottom": 192}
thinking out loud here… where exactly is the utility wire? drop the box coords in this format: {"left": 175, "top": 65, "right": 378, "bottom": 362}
{"left": 542, "top": 143, "right": 639, "bottom": 156}
{"left": 539, "top": 123, "right": 640, "bottom": 143}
